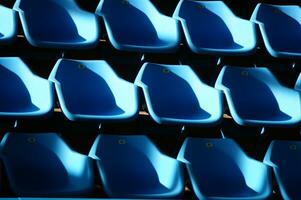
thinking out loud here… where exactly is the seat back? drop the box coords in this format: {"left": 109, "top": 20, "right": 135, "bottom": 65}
{"left": 251, "top": 4, "right": 301, "bottom": 52}
{"left": 1, "top": 133, "right": 94, "bottom": 196}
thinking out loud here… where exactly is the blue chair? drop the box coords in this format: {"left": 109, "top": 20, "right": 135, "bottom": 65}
{"left": 13, "top": 0, "right": 99, "bottom": 48}
{"left": 135, "top": 63, "right": 223, "bottom": 125}
{"left": 251, "top": 4, "right": 301, "bottom": 58}
{"left": 89, "top": 134, "right": 184, "bottom": 198}
{"left": 0, "top": 5, "right": 17, "bottom": 44}
{"left": 173, "top": 0, "right": 256, "bottom": 55}
{"left": 95, "top": 0, "right": 180, "bottom": 52}
{"left": 264, "top": 140, "right": 301, "bottom": 200}
{"left": 0, "top": 57, "right": 53, "bottom": 118}
{"left": 0, "top": 133, "right": 94, "bottom": 196}
{"left": 49, "top": 59, "right": 139, "bottom": 121}
{"left": 178, "top": 138, "right": 272, "bottom": 199}
{"left": 215, "top": 66, "right": 301, "bottom": 126}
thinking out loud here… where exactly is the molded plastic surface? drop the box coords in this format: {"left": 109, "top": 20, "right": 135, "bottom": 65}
{"left": 215, "top": 66, "right": 301, "bottom": 126}
{"left": 89, "top": 134, "right": 184, "bottom": 198}
{"left": 13, "top": 0, "right": 99, "bottom": 48}
{"left": 20, "top": 199, "right": 158, "bottom": 200}
{"left": 178, "top": 138, "right": 272, "bottom": 199}
{"left": 264, "top": 141, "right": 301, "bottom": 200}
{"left": 49, "top": 59, "right": 138, "bottom": 121}
{"left": 135, "top": 63, "right": 223, "bottom": 125}
{"left": 0, "top": 57, "right": 53, "bottom": 118}
{"left": 0, "top": 133, "right": 94, "bottom": 196}
{"left": 295, "top": 73, "right": 301, "bottom": 92}
{"left": 251, "top": 4, "right": 301, "bottom": 58}
{"left": 96, "top": 0, "right": 180, "bottom": 52}
{"left": 0, "top": 5, "right": 17, "bottom": 44}
{"left": 174, "top": 0, "right": 256, "bottom": 55}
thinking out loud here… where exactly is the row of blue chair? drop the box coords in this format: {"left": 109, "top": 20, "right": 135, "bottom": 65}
{"left": 0, "top": 132, "right": 299, "bottom": 199}
{"left": 1, "top": 57, "right": 301, "bottom": 127}
{"left": 1, "top": 0, "right": 301, "bottom": 57}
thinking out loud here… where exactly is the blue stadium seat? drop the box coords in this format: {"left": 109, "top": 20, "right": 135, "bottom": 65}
{"left": 89, "top": 135, "right": 184, "bottom": 198}
{"left": 13, "top": 0, "right": 99, "bottom": 48}
{"left": 0, "top": 133, "right": 94, "bottom": 196}
{"left": 0, "top": 5, "right": 17, "bottom": 44}
{"left": 251, "top": 4, "right": 301, "bottom": 58}
{"left": 0, "top": 57, "right": 53, "bottom": 118}
{"left": 96, "top": 0, "right": 180, "bottom": 52}
{"left": 49, "top": 59, "right": 138, "bottom": 121}
{"left": 264, "top": 141, "right": 301, "bottom": 200}
{"left": 135, "top": 63, "right": 223, "bottom": 125}
{"left": 178, "top": 138, "right": 272, "bottom": 199}
{"left": 215, "top": 66, "right": 301, "bottom": 126}
{"left": 173, "top": 0, "right": 256, "bottom": 55}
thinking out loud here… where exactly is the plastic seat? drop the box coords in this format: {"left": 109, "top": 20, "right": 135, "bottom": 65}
{"left": 49, "top": 59, "right": 138, "bottom": 121}
{"left": 89, "top": 134, "right": 184, "bottom": 198}
{"left": 13, "top": 0, "right": 99, "bottom": 48}
{"left": 173, "top": 0, "right": 256, "bottom": 55}
{"left": 0, "top": 5, "right": 17, "bottom": 44}
{"left": 264, "top": 141, "right": 301, "bottom": 200}
{"left": 0, "top": 133, "right": 94, "bottom": 196}
{"left": 0, "top": 57, "right": 53, "bottom": 118}
{"left": 95, "top": 0, "right": 180, "bottom": 52}
{"left": 215, "top": 66, "right": 301, "bottom": 126}
{"left": 178, "top": 138, "right": 272, "bottom": 199}
{"left": 251, "top": 4, "right": 301, "bottom": 58}
{"left": 135, "top": 63, "right": 223, "bottom": 125}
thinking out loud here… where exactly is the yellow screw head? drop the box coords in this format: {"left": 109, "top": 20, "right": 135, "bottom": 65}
{"left": 118, "top": 139, "right": 126, "bottom": 145}
{"left": 27, "top": 137, "right": 36, "bottom": 144}
{"left": 241, "top": 70, "right": 249, "bottom": 76}
{"left": 78, "top": 64, "right": 86, "bottom": 70}
{"left": 162, "top": 68, "right": 170, "bottom": 74}
{"left": 122, "top": 0, "right": 129, "bottom": 5}
{"left": 197, "top": 5, "right": 205, "bottom": 9}
{"left": 289, "top": 144, "right": 297, "bottom": 151}
{"left": 206, "top": 142, "right": 214, "bottom": 149}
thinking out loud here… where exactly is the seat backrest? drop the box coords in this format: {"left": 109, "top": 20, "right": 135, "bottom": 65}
{"left": 0, "top": 133, "right": 94, "bottom": 195}
{"left": 216, "top": 67, "right": 290, "bottom": 120}
{"left": 89, "top": 135, "right": 183, "bottom": 196}
{"left": 97, "top": 0, "right": 161, "bottom": 45}
{"left": 0, "top": 57, "right": 53, "bottom": 116}
{"left": 14, "top": 0, "right": 86, "bottom": 42}
{"left": 178, "top": 138, "right": 271, "bottom": 197}
{"left": 264, "top": 141, "right": 301, "bottom": 199}
{"left": 135, "top": 63, "right": 210, "bottom": 118}
{"left": 174, "top": 0, "right": 245, "bottom": 49}
{"left": 251, "top": 4, "right": 301, "bottom": 51}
